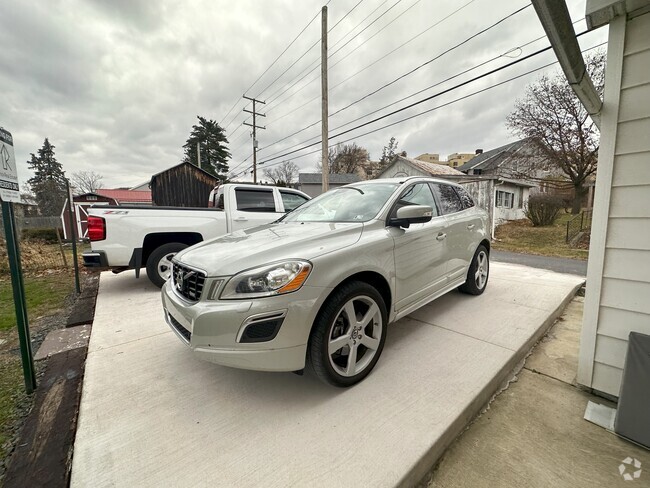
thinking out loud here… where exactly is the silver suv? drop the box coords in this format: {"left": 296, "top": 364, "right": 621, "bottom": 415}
{"left": 162, "top": 177, "right": 490, "bottom": 387}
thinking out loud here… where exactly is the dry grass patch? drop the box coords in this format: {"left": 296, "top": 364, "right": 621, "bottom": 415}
{"left": 493, "top": 213, "right": 589, "bottom": 260}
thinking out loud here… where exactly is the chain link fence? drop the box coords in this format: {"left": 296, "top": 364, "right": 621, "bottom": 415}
{"left": 565, "top": 209, "right": 593, "bottom": 244}
{"left": 0, "top": 213, "right": 83, "bottom": 275}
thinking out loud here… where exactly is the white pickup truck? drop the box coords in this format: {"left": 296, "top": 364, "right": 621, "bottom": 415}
{"left": 82, "top": 183, "right": 310, "bottom": 287}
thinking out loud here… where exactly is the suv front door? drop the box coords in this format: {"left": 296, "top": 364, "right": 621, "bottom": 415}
{"left": 391, "top": 182, "right": 449, "bottom": 313}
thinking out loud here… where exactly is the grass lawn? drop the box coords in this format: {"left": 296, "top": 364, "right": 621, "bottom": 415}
{"left": 0, "top": 271, "right": 75, "bottom": 464}
{"left": 0, "top": 273, "right": 74, "bottom": 331}
{"left": 493, "top": 213, "right": 590, "bottom": 260}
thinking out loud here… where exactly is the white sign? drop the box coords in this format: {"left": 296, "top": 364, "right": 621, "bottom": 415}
{"left": 0, "top": 127, "right": 20, "bottom": 203}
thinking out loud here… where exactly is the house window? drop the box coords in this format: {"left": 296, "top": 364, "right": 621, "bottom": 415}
{"left": 496, "top": 190, "right": 514, "bottom": 209}
{"left": 87, "top": 195, "right": 98, "bottom": 201}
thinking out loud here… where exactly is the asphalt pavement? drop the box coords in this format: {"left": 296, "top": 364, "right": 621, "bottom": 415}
{"left": 492, "top": 250, "right": 588, "bottom": 276}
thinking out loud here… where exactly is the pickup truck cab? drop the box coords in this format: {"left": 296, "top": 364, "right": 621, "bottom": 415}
{"left": 83, "top": 184, "right": 310, "bottom": 287}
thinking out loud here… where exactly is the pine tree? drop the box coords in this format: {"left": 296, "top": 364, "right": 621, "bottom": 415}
{"left": 182, "top": 116, "right": 231, "bottom": 181}
{"left": 27, "top": 138, "right": 67, "bottom": 216}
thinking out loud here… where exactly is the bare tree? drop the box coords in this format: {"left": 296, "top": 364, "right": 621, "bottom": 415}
{"left": 263, "top": 160, "right": 299, "bottom": 187}
{"left": 71, "top": 170, "right": 105, "bottom": 193}
{"left": 318, "top": 143, "right": 368, "bottom": 174}
{"left": 506, "top": 51, "right": 605, "bottom": 214}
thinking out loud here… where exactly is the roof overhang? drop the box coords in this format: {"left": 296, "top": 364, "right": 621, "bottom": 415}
{"left": 586, "top": 0, "right": 650, "bottom": 30}
{"left": 532, "top": 0, "right": 603, "bottom": 128}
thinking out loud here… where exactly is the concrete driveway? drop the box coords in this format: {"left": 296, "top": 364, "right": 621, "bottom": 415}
{"left": 71, "top": 263, "right": 583, "bottom": 487}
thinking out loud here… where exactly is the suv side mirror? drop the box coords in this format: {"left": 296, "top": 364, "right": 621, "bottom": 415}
{"left": 389, "top": 205, "right": 434, "bottom": 228}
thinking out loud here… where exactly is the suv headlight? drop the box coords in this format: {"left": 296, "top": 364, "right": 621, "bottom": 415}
{"left": 220, "top": 260, "right": 312, "bottom": 299}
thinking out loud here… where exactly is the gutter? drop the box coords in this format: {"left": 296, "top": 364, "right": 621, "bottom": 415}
{"left": 532, "top": 0, "right": 603, "bottom": 129}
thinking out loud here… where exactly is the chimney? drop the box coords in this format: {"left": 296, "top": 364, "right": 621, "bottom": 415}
{"left": 475, "top": 149, "right": 483, "bottom": 155}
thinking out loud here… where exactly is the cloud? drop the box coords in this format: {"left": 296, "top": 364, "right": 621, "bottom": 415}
{"left": 0, "top": 0, "right": 606, "bottom": 188}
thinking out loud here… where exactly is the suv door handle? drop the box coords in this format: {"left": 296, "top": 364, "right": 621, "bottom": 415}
{"left": 234, "top": 217, "right": 248, "bottom": 222}
{"left": 436, "top": 233, "right": 447, "bottom": 241}
{"left": 467, "top": 224, "right": 475, "bottom": 230}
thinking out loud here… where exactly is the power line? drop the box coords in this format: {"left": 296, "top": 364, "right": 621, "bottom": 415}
{"left": 258, "top": 32, "right": 595, "bottom": 166}
{"left": 331, "top": 3, "right": 532, "bottom": 118}
{"left": 219, "top": 4, "right": 328, "bottom": 132}
{"left": 263, "top": 0, "right": 479, "bottom": 132}
{"left": 262, "top": 0, "right": 400, "bottom": 112}
{"left": 264, "top": 0, "right": 428, "bottom": 122}
{"left": 257, "top": 41, "right": 605, "bottom": 172}
{"left": 254, "top": 0, "right": 369, "bottom": 101}
{"left": 259, "top": 17, "right": 587, "bottom": 160}
{"left": 258, "top": 3, "right": 535, "bottom": 157}
{"left": 246, "top": 9, "right": 322, "bottom": 98}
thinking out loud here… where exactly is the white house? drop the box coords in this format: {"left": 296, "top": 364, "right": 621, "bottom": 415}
{"left": 536, "top": 0, "right": 650, "bottom": 399}
{"left": 378, "top": 155, "right": 534, "bottom": 236}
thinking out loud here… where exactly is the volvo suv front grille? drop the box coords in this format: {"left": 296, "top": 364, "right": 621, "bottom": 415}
{"left": 172, "top": 262, "right": 206, "bottom": 302}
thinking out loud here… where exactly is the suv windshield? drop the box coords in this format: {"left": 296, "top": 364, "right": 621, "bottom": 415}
{"left": 282, "top": 183, "right": 398, "bottom": 223}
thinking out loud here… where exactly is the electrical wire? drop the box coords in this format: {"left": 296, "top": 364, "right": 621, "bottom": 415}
{"left": 253, "top": 0, "right": 369, "bottom": 100}
{"left": 257, "top": 31, "right": 597, "bottom": 166}
{"left": 261, "top": 0, "right": 402, "bottom": 111}
{"left": 258, "top": 3, "right": 535, "bottom": 156}
{"left": 252, "top": 41, "right": 605, "bottom": 174}
{"left": 263, "top": 0, "right": 480, "bottom": 132}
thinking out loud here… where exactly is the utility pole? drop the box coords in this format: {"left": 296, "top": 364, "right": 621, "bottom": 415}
{"left": 196, "top": 141, "right": 201, "bottom": 169}
{"left": 321, "top": 5, "right": 329, "bottom": 192}
{"left": 243, "top": 96, "right": 266, "bottom": 183}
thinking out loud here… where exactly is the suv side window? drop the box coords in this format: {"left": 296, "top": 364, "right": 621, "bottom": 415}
{"left": 454, "top": 186, "right": 475, "bottom": 209}
{"left": 390, "top": 183, "right": 439, "bottom": 219}
{"left": 280, "top": 191, "right": 309, "bottom": 212}
{"left": 431, "top": 183, "right": 464, "bottom": 215}
{"left": 235, "top": 189, "right": 277, "bottom": 212}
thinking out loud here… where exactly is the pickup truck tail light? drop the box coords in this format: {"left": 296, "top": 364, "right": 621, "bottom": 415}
{"left": 87, "top": 216, "right": 106, "bottom": 241}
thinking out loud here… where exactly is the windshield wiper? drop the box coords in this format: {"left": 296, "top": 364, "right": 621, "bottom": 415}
{"left": 339, "top": 186, "right": 364, "bottom": 195}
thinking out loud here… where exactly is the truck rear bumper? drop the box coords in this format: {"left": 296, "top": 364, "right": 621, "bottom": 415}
{"left": 82, "top": 251, "right": 109, "bottom": 267}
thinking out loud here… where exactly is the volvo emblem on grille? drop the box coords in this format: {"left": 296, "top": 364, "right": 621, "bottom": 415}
{"left": 176, "top": 268, "right": 196, "bottom": 291}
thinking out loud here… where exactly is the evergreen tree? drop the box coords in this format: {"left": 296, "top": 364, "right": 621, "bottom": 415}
{"left": 380, "top": 137, "right": 399, "bottom": 169}
{"left": 182, "top": 116, "right": 231, "bottom": 181}
{"left": 27, "top": 138, "right": 67, "bottom": 216}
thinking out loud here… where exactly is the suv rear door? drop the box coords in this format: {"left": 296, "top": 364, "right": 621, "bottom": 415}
{"left": 430, "top": 183, "right": 479, "bottom": 282}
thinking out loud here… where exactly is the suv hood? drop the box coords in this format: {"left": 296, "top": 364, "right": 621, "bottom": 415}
{"left": 175, "top": 221, "right": 364, "bottom": 276}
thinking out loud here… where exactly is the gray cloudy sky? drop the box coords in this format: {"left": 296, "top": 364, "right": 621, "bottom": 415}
{"left": 0, "top": 0, "right": 606, "bottom": 188}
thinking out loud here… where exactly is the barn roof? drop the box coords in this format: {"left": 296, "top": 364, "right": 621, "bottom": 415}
{"left": 150, "top": 161, "right": 220, "bottom": 182}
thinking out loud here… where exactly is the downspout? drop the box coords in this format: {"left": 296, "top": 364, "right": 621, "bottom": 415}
{"left": 532, "top": 0, "right": 603, "bottom": 129}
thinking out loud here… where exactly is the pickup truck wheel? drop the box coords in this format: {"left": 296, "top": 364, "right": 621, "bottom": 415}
{"left": 307, "top": 281, "right": 387, "bottom": 387}
{"left": 146, "top": 243, "right": 188, "bottom": 288}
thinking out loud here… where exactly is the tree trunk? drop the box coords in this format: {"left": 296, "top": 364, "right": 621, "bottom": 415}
{"left": 572, "top": 184, "right": 587, "bottom": 214}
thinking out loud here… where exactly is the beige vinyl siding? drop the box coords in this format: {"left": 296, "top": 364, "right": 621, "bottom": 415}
{"left": 592, "top": 362, "right": 623, "bottom": 395}
{"left": 590, "top": 11, "right": 650, "bottom": 397}
{"left": 611, "top": 152, "right": 650, "bottom": 185}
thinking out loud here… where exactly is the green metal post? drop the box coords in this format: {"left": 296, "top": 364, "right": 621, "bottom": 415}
{"left": 1, "top": 201, "right": 37, "bottom": 393}
{"left": 66, "top": 179, "right": 81, "bottom": 294}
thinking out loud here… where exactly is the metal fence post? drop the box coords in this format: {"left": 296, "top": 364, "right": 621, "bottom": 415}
{"left": 66, "top": 179, "right": 81, "bottom": 294}
{"left": 1, "top": 201, "right": 37, "bottom": 393}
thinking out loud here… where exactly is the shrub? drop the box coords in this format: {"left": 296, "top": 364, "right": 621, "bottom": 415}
{"left": 21, "top": 228, "right": 62, "bottom": 243}
{"left": 524, "top": 194, "right": 563, "bottom": 226}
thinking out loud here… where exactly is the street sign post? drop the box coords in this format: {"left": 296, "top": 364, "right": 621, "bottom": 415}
{"left": 0, "top": 127, "right": 20, "bottom": 203}
{"left": 0, "top": 127, "right": 37, "bottom": 393}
